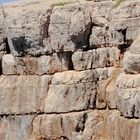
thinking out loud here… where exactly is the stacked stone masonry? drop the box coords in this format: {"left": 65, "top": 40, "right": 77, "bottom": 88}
{"left": 0, "top": 0, "right": 140, "bottom": 139}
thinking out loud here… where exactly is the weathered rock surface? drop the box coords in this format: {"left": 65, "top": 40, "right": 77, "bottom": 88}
{"left": 0, "top": 110, "right": 140, "bottom": 140}
{"left": 0, "top": 75, "right": 51, "bottom": 114}
{"left": 0, "top": 0, "right": 140, "bottom": 139}
{"left": 2, "top": 53, "right": 71, "bottom": 75}
{"left": 117, "top": 73, "right": 140, "bottom": 118}
{"left": 72, "top": 47, "right": 121, "bottom": 71}
{"left": 44, "top": 82, "right": 96, "bottom": 113}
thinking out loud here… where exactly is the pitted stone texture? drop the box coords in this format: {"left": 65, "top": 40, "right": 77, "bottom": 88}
{"left": 32, "top": 110, "right": 140, "bottom": 140}
{"left": 117, "top": 73, "right": 140, "bottom": 89}
{"left": 129, "top": 34, "right": 140, "bottom": 55}
{"left": 0, "top": 115, "right": 34, "bottom": 140}
{"left": 52, "top": 68, "right": 110, "bottom": 85}
{"left": 124, "top": 52, "right": 140, "bottom": 74}
{"left": 0, "top": 110, "right": 140, "bottom": 140}
{"left": 72, "top": 47, "right": 121, "bottom": 71}
{"left": 117, "top": 73, "right": 140, "bottom": 118}
{"left": 0, "top": 9, "right": 5, "bottom": 52}
{"left": 2, "top": 53, "right": 71, "bottom": 75}
{"left": 44, "top": 82, "right": 96, "bottom": 113}
{"left": 117, "top": 88, "right": 140, "bottom": 118}
{"left": 3, "top": 0, "right": 140, "bottom": 57}
{"left": 49, "top": 2, "right": 93, "bottom": 53}
{"left": 112, "top": 1, "right": 140, "bottom": 19}
{"left": 123, "top": 33, "right": 140, "bottom": 74}
{"left": 0, "top": 75, "right": 51, "bottom": 114}
{"left": 111, "top": 1, "right": 140, "bottom": 42}
{"left": 52, "top": 70, "right": 95, "bottom": 85}
{"left": 4, "top": 1, "right": 95, "bottom": 56}
{"left": 89, "top": 26, "right": 124, "bottom": 48}
{"left": 0, "top": 10, "right": 6, "bottom": 74}
{"left": 96, "top": 68, "right": 123, "bottom": 109}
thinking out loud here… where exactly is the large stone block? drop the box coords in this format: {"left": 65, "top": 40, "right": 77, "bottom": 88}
{"left": 129, "top": 34, "right": 140, "bottom": 55}
{"left": 117, "top": 73, "right": 140, "bottom": 89}
{"left": 52, "top": 68, "right": 110, "bottom": 85}
{"left": 124, "top": 52, "right": 140, "bottom": 74}
{"left": 117, "top": 74, "right": 140, "bottom": 118}
{"left": 0, "top": 115, "right": 34, "bottom": 140}
{"left": 112, "top": 1, "right": 140, "bottom": 19}
{"left": 2, "top": 53, "right": 71, "bottom": 75}
{"left": 52, "top": 70, "right": 95, "bottom": 85}
{"left": 89, "top": 26, "right": 124, "bottom": 48}
{"left": 4, "top": 1, "right": 95, "bottom": 56}
{"left": 0, "top": 75, "right": 51, "bottom": 114}
{"left": 117, "top": 88, "right": 140, "bottom": 118}
{"left": 44, "top": 82, "right": 96, "bottom": 113}
{"left": 72, "top": 47, "right": 120, "bottom": 71}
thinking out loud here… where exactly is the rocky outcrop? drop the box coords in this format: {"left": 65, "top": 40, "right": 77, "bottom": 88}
{"left": 0, "top": 0, "right": 140, "bottom": 139}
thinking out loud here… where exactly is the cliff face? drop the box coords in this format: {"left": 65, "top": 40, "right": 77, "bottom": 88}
{"left": 0, "top": 0, "right": 140, "bottom": 140}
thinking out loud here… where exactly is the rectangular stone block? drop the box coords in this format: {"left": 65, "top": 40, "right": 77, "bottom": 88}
{"left": 0, "top": 75, "right": 51, "bottom": 114}
{"left": 0, "top": 115, "right": 34, "bottom": 140}
{"left": 72, "top": 47, "right": 120, "bottom": 71}
{"left": 44, "top": 82, "right": 96, "bottom": 113}
{"left": 2, "top": 53, "right": 71, "bottom": 75}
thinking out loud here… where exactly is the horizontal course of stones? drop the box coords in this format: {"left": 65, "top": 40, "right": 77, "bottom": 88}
{"left": 0, "top": 110, "right": 140, "bottom": 140}
{"left": 0, "top": 0, "right": 140, "bottom": 139}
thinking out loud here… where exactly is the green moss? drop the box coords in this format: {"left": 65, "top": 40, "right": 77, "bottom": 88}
{"left": 113, "top": 0, "right": 126, "bottom": 8}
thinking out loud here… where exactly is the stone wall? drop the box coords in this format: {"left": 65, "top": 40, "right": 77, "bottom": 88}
{"left": 0, "top": 0, "right": 140, "bottom": 139}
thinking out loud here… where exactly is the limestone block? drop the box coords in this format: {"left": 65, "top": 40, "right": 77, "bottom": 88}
{"left": 2, "top": 53, "right": 70, "bottom": 75}
{"left": 124, "top": 52, "right": 140, "bottom": 74}
{"left": 4, "top": 1, "right": 95, "bottom": 56}
{"left": 0, "top": 75, "right": 51, "bottom": 114}
{"left": 0, "top": 115, "right": 34, "bottom": 140}
{"left": 52, "top": 70, "right": 95, "bottom": 85}
{"left": 117, "top": 88, "right": 140, "bottom": 118}
{"left": 0, "top": 111, "right": 140, "bottom": 140}
{"left": 72, "top": 47, "right": 120, "bottom": 70}
{"left": 117, "top": 73, "right": 140, "bottom": 89}
{"left": 129, "top": 34, "right": 140, "bottom": 55}
{"left": 96, "top": 68, "right": 123, "bottom": 109}
{"left": 112, "top": 1, "right": 140, "bottom": 19}
{"left": 117, "top": 74, "right": 140, "bottom": 118}
{"left": 89, "top": 26, "right": 124, "bottom": 48}
{"left": 44, "top": 82, "right": 96, "bottom": 113}
{"left": 32, "top": 110, "right": 140, "bottom": 140}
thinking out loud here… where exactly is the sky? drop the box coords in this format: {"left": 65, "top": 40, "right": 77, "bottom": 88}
{"left": 0, "top": 0, "right": 18, "bottom": 3}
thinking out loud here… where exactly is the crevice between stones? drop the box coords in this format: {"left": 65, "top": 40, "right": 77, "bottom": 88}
{"left": 117, "top": 28, "right": 133, "bottom": 54}
{"left": 4, "top": 37, "right": 11, "bottom": 54}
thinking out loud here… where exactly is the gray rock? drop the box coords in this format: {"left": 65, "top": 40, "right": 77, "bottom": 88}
{"left": 117, "top": 88, "right": 140, "bottom": 118}
{"left": 117, "top": 73, "right": 140, "bottom": 118}
{"left": 124, "top": 52, "right": 140, "bottom": 74}
{"left": 72, "top": 47, "right": 120, "bottom": 70}
{"left": 129, "top": 34, "right": 140, "bottom": 55}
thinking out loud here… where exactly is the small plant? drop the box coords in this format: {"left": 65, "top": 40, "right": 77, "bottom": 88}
{"left": 51, "top": 1, "right": 69, "bottom": 7}
{"left": 113, "top": 0, "right": 126, "bottom": 8}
